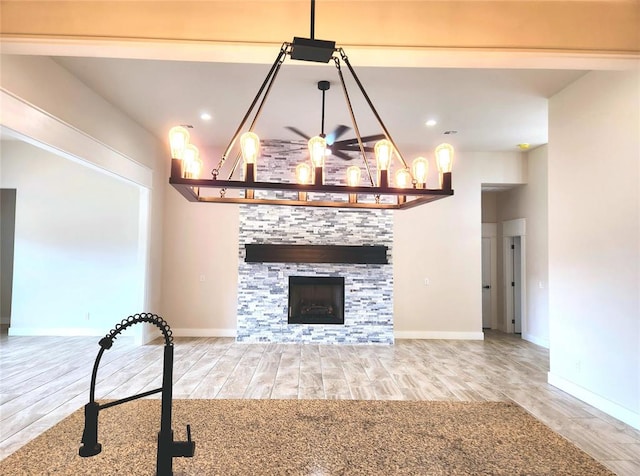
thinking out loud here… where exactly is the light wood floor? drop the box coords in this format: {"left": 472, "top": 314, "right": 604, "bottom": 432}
{"left": 1, "top": 331, "right": 638, "bottom": 475}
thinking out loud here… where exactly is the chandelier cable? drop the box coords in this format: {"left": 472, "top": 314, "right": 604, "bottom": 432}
{"left": 338, "top": 48, "right": 409, "bottom": 169}
{"left": 226, "top": 46, "right": 288, "bottom": 180}
{"left": 333, "top": 57, "right": 375, "bottom": 187}
{"left": 214, "top": 42, "right": 289, "bottom": 179}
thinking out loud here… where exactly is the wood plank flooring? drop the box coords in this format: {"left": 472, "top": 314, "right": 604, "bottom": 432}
{"left": 1, "top": 331, "right": 639, "bottom": 475}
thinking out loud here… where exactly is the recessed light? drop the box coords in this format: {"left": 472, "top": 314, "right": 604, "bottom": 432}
{"left": 425, "top": 119, "right": 437, "bottom": 127}
{"left": 200, "top": 112, "right": 212, "bottom": 121}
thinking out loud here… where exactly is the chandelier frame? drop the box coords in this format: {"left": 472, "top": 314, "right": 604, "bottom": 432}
{"left": 169, "top": 2, "right": 454, "bottom": 210}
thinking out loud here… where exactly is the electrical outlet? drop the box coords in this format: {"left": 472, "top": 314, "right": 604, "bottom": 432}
{"left": 423, "top": 278, "right": 430, "bottom": 286}
{"left": 199, "top": 275, "right": 206, "bottom": 282}
{"left": 85, "top": 312, "right": 90, "bottom": 321}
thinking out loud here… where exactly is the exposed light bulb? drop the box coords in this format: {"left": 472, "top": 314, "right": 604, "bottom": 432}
{"left": 346, "top": 166, "right": 361, "bottom": 187}
{"left": 168, "top": 126, "right": 190, "bottom": 159}
{"left": 190, "top": 157, "right": 203, "bottom": 179}
{"left": 182, "top": 144, "right": 199, "bottom": 178}
{"left": 411, "top": 156, "right": 429, "bottom": 188}
{"left": 435, "top": 143, "right": 454, "bottom": 173}
{"left": 375, "top": 139, "right": 393, "bottom": 171}
{"left": 308, "top": 136, "right": 327, "bottom": 168}
{"left": 395, "top": 169, "right": 412, "bottom": 189}
{"left": 240, "top": 132, "right": 260, "bottom": 164}
{"left": 296, "top": 163, "right": 312, "bottom": 184}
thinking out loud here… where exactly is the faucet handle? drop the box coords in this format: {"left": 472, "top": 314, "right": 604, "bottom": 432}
{"left": 172, "top": 424, "right": 195, "bottom": 458}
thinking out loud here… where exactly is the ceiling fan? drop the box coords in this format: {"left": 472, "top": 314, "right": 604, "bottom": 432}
{"left": 285, "top": 80, "right": 385, "bottom": 161}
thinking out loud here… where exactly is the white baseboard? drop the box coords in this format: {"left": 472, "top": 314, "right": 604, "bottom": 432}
{"left": 170, "top": 328, "right": 236, "bottom": 338}
{"left": 8, "top": 327, "right": 106, "bottom": 336}
{"left": 394, "top": 331, "right": 484, "bottom": 340}
{"left": 522, "top": 332, "right": 549, "bottom": 348}
{"left": 548, "top": 372, "right": 640, "bottom": 430}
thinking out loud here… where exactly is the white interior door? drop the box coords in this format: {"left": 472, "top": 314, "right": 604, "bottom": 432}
{"left": 481, "top": 237, "right": 492, "bottom": 328}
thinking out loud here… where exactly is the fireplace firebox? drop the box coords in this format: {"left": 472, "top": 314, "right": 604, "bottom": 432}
{"left": 288, "top": 276, "right": 345, "bottom": 325}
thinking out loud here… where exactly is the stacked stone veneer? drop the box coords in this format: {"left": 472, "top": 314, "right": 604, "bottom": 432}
{"left": 236, "top": 140, "right": 394, "bottom": 344}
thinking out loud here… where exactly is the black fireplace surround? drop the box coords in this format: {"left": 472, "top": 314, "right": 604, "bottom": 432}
{"left": 288, "top": 276, "right": 345, "bottom": 325}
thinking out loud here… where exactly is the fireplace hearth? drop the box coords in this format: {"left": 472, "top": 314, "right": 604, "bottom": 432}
{"left": 288, "top": 276, "right": 345, "bottom": 325}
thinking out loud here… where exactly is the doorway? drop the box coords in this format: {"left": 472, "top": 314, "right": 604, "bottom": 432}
{"left": 1, "top": 189, "right": 17, "bottom": 330}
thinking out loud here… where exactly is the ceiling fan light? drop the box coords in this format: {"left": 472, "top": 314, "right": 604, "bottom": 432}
{"left": 435, "top": 143, "right": 454, "bottom": 173}
{"left": 411, "top": 156, "right": 429, "bottom": 187}
{"left": 308, "top": 135, "right": 327, "bottom": 168}
{"left": 375, "top": 139, "right": 393, "bottom": 171}
{"left": 168, "top": 126, "right": 190, "bottom": 159}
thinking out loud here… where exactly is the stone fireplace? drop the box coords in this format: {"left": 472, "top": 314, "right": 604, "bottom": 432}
{"left": 236, "top": 140, "right": 394, "bottom": 344}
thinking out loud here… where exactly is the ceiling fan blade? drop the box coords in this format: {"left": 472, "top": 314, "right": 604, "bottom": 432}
{"left": 331, "top": 149, "right": 355, "bottom": 161}
{"left": 326, "top": 124, "right": 350, "bottom": 145}
{"left": 278, "top": 146, "right": 307, "bottom": 154}
{"left": 358, "top": 133, "right": 386, "bottom": 143}
{"left": 341, "top": 145, "right": 375, "bottom": 152}
{"left": 285, "top": 126, "right": 311, "bottom": 140}
{"left": 332, "top": 133, "right": 386, "bottom": 147}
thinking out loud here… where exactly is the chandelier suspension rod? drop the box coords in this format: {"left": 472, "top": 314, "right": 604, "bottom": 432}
{"left": 310, "top": 0, "right": 316, "bottom": 40}
{"left": 338, "top": 48, "right": 409, "bottom": 169}
{"left": 214, "top": 43, "right": 289, "bottom": 178}
{"left": 226, "top": 48, "right": 288, "bottom": 180}
{"left": 333, "top": 57, "right": 375, "bottom": 187}
{"left": 320, "top": 85, "right": 326, "bottom": 137}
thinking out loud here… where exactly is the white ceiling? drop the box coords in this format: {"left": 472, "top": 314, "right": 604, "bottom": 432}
{"left": 52, "top": 55, "right": 586, "bottom": 161}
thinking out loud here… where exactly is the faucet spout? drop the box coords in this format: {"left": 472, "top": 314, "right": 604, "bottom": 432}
{"left": 79, "top": 401, "right": 102, "bottom": 457}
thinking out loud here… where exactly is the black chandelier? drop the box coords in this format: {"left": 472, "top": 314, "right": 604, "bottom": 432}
{"left": 168, "top": 0, "right": 454, "bottom": 210}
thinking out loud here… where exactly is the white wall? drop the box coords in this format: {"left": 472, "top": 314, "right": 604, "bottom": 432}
{"left": 493, "top": 145, "right": 550, "bottom": 347}
{"left": 394, "top": 151, "right": 525, "bottom": 339}
{"left": 481, "top": 192, "right": 498, "bottom": 223}
{"left": 548, "top": 70, "right": 640, "bottom": 429}
{"left": 0, "top": 55, "right": 166, "bottom": 343}
{"left": 160, "top": 188, "right": 239, "bottom": 336}
{"left": 0, "top": 140, "right": 142, "bottom": 334}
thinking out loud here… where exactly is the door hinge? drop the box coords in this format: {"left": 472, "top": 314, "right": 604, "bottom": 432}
{"left": 511, "top": 244, "right": 515, "bottom": 250}
{"left": 512, "top": 319, "right": 515, "bottom": 324}
{"left": 511, "top": 281, "right": 515, "bottom": 286}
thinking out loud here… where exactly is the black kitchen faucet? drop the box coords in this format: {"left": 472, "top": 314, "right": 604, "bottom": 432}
{"left": 79, "top": 313, "right": 195, "bottom": 476}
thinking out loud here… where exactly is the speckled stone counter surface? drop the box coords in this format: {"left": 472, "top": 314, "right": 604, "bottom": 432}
{"left": 0, "top": 399, "right": 614, "bottom": 475}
